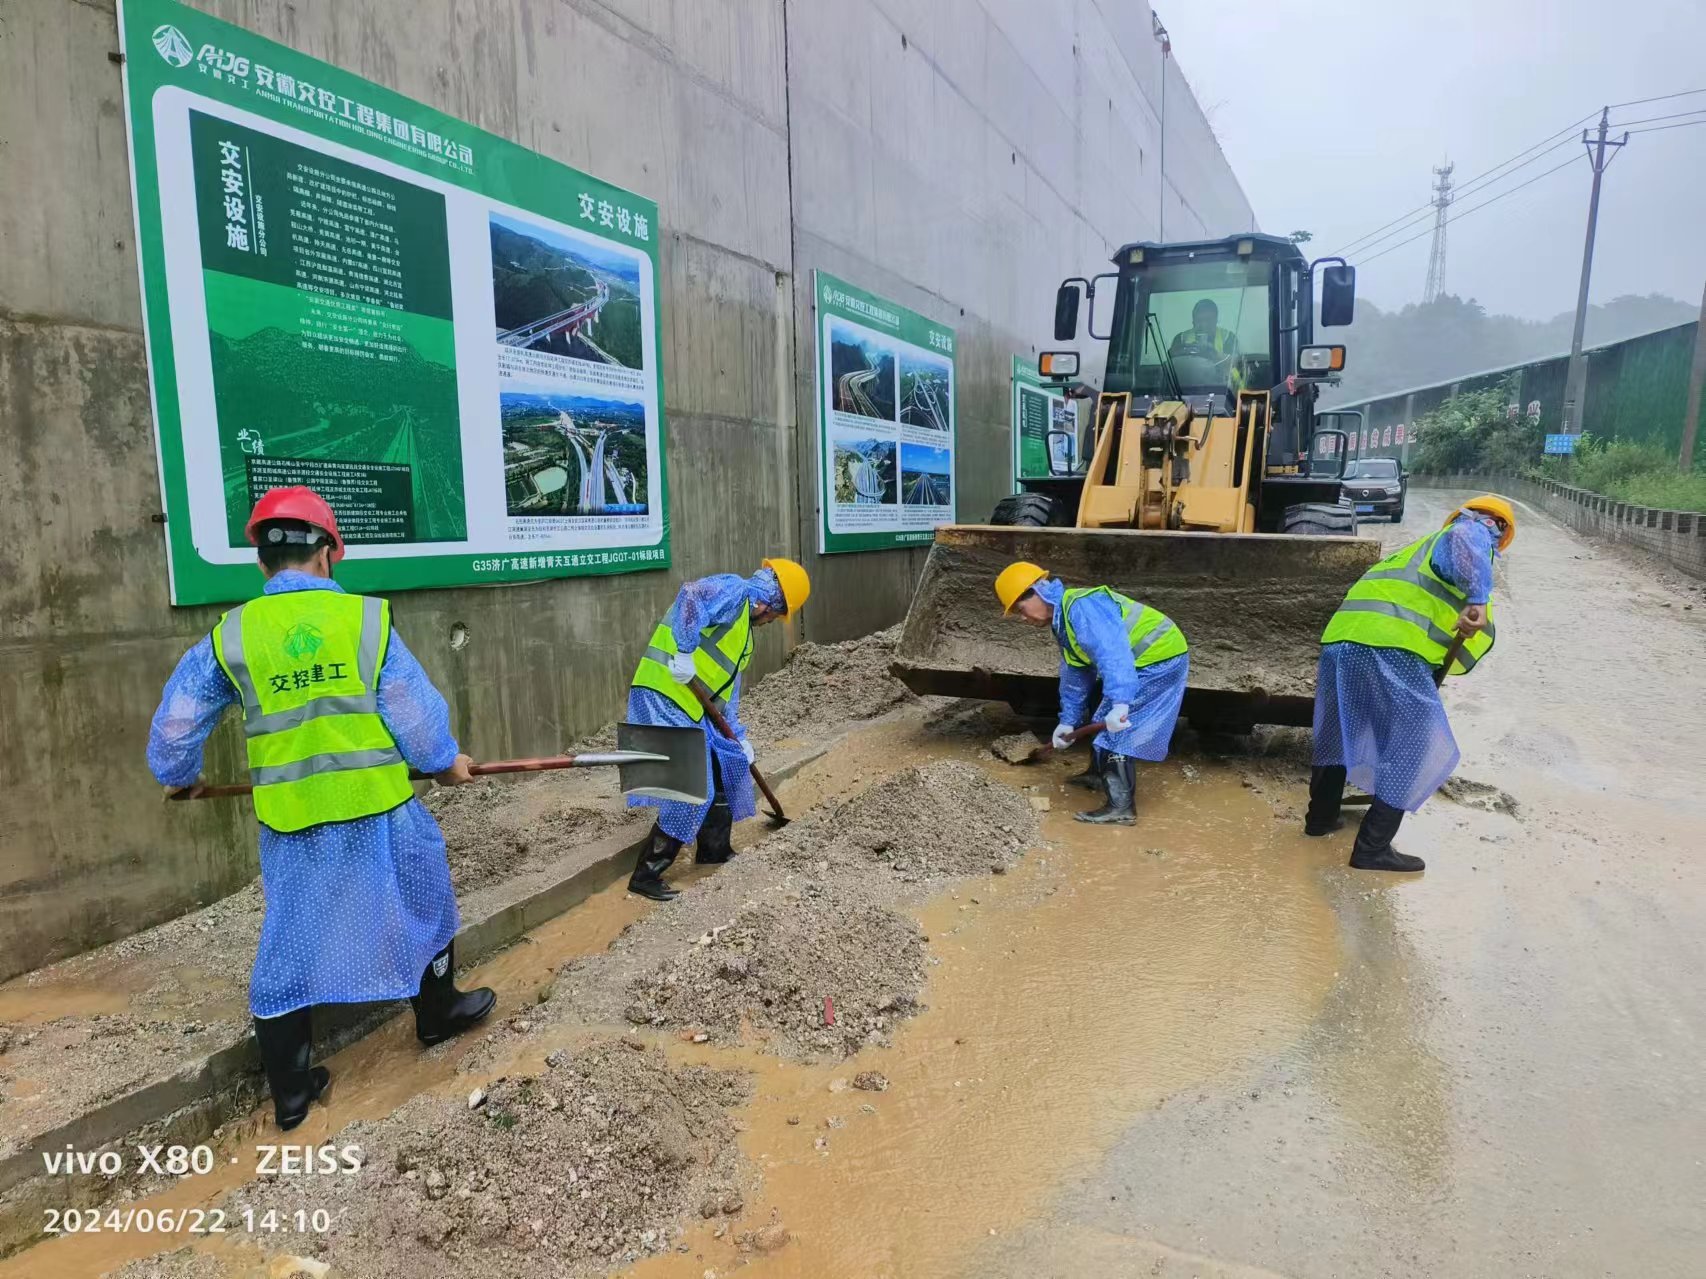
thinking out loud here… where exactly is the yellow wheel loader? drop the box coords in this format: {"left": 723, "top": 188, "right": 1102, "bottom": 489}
{"left": 894, "top": 234, "right": 1383, "bottom": 731}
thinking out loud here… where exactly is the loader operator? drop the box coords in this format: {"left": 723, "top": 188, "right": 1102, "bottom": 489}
{"left": 147, "top": 487, "right": 496, "bottom": 1132}
{"left": 625, "top": 558, "right": 811, "bottom": 900}
{"left": 1305, "top": 495, "right": 1515, "bottom": 871}
{"left": 1169, "top": 298, "right": 1241, "bottom": 390}
{"left": 996, "top": 562, "right": 1189, "bottom": 826}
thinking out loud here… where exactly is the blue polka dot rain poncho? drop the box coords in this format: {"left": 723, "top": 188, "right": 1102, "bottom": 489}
{"left": 148, "top": 572, "right": 461, "bottom": 1018}
{"left": 624, "top": 569, "right": 779, "bottom": 840}
{"left": 1312, "top": 515, "right": 1498, "bottom": 812}
{"left": 1036, "top": 577, "right": 1189, "bottom": 761}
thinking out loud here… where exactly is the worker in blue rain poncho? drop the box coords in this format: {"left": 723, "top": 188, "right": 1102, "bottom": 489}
{"left": 1306, "top": 495, "right": 1516, "bottom": 872}
{"left": 995, "top": 562, "right": 1190, "bottom": 826}
{"left": 148, "top": 488, "right": 496, "bottom": 1131}
{"left": 625, "top": 558, "right": 812, "bottom": 900}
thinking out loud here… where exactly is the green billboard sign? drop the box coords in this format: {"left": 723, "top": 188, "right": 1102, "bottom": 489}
{"left": 813, "top": 271, "right": 956, "bottom": 553}
{"left": 1011, "top": 356, "right": 1078, "bottom": 485}
{"left": 120, "top": 0, "right": 667, "bottom": 605}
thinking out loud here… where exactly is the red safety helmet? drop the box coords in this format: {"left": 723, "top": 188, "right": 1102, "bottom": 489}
{"left": 245, "top": 486, "right": 345, "bottom": 564}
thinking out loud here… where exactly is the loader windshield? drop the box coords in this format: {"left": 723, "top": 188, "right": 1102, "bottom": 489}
{"left": 1105, "top": 258, "right": 1272, "bottom": 402}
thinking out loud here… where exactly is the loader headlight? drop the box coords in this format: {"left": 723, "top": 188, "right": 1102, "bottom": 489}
{"left": 1298, "top": 345, "right": 1346, "bottom": 375}
{"left": 1039, "top": 351, "right": 1080, "bottom": 379}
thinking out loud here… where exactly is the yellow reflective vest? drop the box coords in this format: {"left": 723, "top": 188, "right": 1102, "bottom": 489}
{"left": 630, "top": 601, "right": 753, "bottom": 721}
{"left": 212, "top": 590, "right": 414, "bottom": 833}
{"left": 1320, "top": 529, "right": 1495, "bottom": 675}
{"left": 1060, "top": 586, "right": 1189, "bottom": 671}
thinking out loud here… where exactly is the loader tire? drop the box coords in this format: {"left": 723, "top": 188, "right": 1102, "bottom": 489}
{"left": 1281, "top": 502, "right": 1359, "bottom": 538}
{"left": 990, "top": 493, "right": 1067, "bottom": 527}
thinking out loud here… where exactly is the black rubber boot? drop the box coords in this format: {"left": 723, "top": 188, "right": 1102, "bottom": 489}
{"left": 1074, "top": 753, "right": 1136, "bottom": 825}
{"left": 628, "top": 824, "right": 684, "bottom": 900}
{"left": 1066, "top": 747, "right": 1108, "bottom": 792}
{"left": 410, "top": 941, "right": 497, "bottom": 1046}
{"left": 1305, "top": 765, "right": 1348, "bottom": 836}
{"left": 695, "top": 761, "right": 734, "bottom": 865}
{"left": 1348, "top": 799, "right": 1424, "bottom": 872}
{"left": 253, "top": 1007, "right": 330, "bottom": 1132}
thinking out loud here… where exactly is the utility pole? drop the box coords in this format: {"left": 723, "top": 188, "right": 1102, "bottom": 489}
{"left": 1153, "top": 12, "right": 1169, "bottom": 241}
{"left": 1681, "top": 277, "right": 1706, "bottom": 473}
{"left": 1422, "top": 162, "right": 1454, "bottom": 303}
{"left": 1561, "top": 107, "right": 1628, "bottom": 434}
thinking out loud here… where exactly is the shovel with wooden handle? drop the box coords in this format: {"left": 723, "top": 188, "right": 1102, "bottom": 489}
{"left": 1015, "top": 721, "right": 1107, "bottom": 764}
{"left": 687, "top": 679, "right": 789, "bottom": 828}
{"left": 171, "top": 721, "right": 709, "bottom": 805}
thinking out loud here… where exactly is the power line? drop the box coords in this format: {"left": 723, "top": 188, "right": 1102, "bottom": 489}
{"left": 1332, "top": 112, "right": 1596, "bottom": 256}
{"left": 1353, "top": 154, "right": 1584, "bottom": 267}
{"left": 1625, "top": 118, "right": 1706, "bottom": 136}
{"left": 1607, "top": 107, "right": 1706, "bottom": 129}
{"left": 1340, "top": 134, "right": 1580, "bottom": 259}
{"left": 1607, "top": 86, "right": 1706, "bottom": 110}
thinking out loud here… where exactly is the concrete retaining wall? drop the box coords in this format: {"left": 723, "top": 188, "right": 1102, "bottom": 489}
{"left": 1417, "top": 473, "right": 1706, "bottom": 579}
{"left": 0, "top": 0, "right": 1254, "bottom": 973}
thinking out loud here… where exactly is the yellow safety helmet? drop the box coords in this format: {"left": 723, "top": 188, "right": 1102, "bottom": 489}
{"left": 1445, "top": 494, "right": 1517, "bottom": 551}
{"left": 762, "top": 557, "right": 811, "bottom": 615}
{"left": 995, "top": 561, "right": 1049, "bottom": 613}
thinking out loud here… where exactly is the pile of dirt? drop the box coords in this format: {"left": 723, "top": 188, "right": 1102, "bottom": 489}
{"left": 774, "top": 760, "right": 1039, "bottom": 881}
{"left": 430, "top": 778, "right": 646, "bottom": 895}
{"left": 991, "top": 730, "right": 1045, "bottom": 764}
{"left": 623, "top": 898, "right": 925, "bottom": 1059}
{"left": 741, "top": 625, "right": 917, "bottom": 748}
{"left": 234, "top": 1040, "right": 748, "bottom": 1277}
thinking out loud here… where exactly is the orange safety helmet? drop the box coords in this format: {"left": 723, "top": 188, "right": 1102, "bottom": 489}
{"left": 245, "top": 486, "right": 346, "bottom": 564}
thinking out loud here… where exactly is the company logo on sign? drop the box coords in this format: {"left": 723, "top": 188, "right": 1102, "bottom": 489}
{"left": 152, "top": 24, "right": 193, "bottom": 67}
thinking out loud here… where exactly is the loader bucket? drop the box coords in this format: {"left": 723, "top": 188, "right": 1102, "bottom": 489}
{"left": 893, "top": 525, "right": 1382, "bottom": 729}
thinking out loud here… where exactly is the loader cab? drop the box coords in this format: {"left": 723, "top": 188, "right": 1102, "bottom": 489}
{"left": 1050, "top": 234, "right": 1356, "bottom": 518}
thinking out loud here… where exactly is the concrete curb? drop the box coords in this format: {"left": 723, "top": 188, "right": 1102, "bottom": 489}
{"left": 0, "top": 733, "right": 838, "bottom": 1242}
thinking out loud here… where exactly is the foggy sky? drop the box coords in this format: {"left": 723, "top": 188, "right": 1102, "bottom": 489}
{"left": 1160, "top": 0, "right": 1706, "bottom": 320}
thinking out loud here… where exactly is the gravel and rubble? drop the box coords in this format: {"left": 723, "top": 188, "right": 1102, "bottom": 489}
{"left": 622, "top": 899, "right": 925, "bottom": 1058}
{"left": 740, "top": 624, "right": 918, "bottom": 748}
{"left": 232, "top": 1039, "right": 749, "bottom": 1279}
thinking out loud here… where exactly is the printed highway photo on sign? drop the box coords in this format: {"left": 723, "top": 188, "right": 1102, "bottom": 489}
{"left": 500, "top": 391, "right": 648, "bottom": 518}
{"left": 489, "top": 214, "right": 644, "bottom": 371}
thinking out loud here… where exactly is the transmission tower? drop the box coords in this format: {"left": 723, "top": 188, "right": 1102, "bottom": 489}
{"left": 1422, "top": 161, "right": 1455, "bottom": 303}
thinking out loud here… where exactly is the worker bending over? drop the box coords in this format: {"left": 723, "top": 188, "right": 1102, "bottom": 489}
{"left": 996, "top": 562, "right": 1189, "bottom": 825}
{"left": 1307, "top": 495, "right": 1514, "bottom": 872}
{"left": 625, "top": 558, "right": 811, "bottom": 900}
{"left": 148, "top": 488, "right": 495, "bottom": 1131}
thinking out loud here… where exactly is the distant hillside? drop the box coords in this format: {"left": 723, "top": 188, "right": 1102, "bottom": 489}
{"left": 1323, "top": 292, "right": 1697, "bottom": 404}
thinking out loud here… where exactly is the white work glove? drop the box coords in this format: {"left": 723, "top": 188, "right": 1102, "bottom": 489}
{"left": 739, "top": 738, "right": 755, "bottom": 765}
{"left": 667, "top": 652, "right": 696, "bottom": 684}
{"left": 1103, "top": 703, "right": 1132, "bottom": 734}
{"left": 1051, "top": 723, "right": 1075, "bottom": 750}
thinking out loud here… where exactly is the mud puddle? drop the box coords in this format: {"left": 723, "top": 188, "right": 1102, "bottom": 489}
{"left": 614, "top": 737, "right": 1348, "bottom": 1279}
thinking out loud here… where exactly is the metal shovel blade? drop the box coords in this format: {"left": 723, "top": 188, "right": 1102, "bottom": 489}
{"left": 614, "top": 722, "right": 708, "bottom": 805}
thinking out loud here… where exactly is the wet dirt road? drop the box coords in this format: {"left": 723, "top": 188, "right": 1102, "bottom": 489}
{"left": 13, "top": 491, "right": 1704, "bottom": 1279}
{"left": 969, "top": 489, "right": 1706, "bottom": 1278}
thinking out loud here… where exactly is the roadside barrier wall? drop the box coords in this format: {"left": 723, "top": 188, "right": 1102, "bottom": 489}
{"left": 1416, "top": 473, "right": 1706, "bottom": 580}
